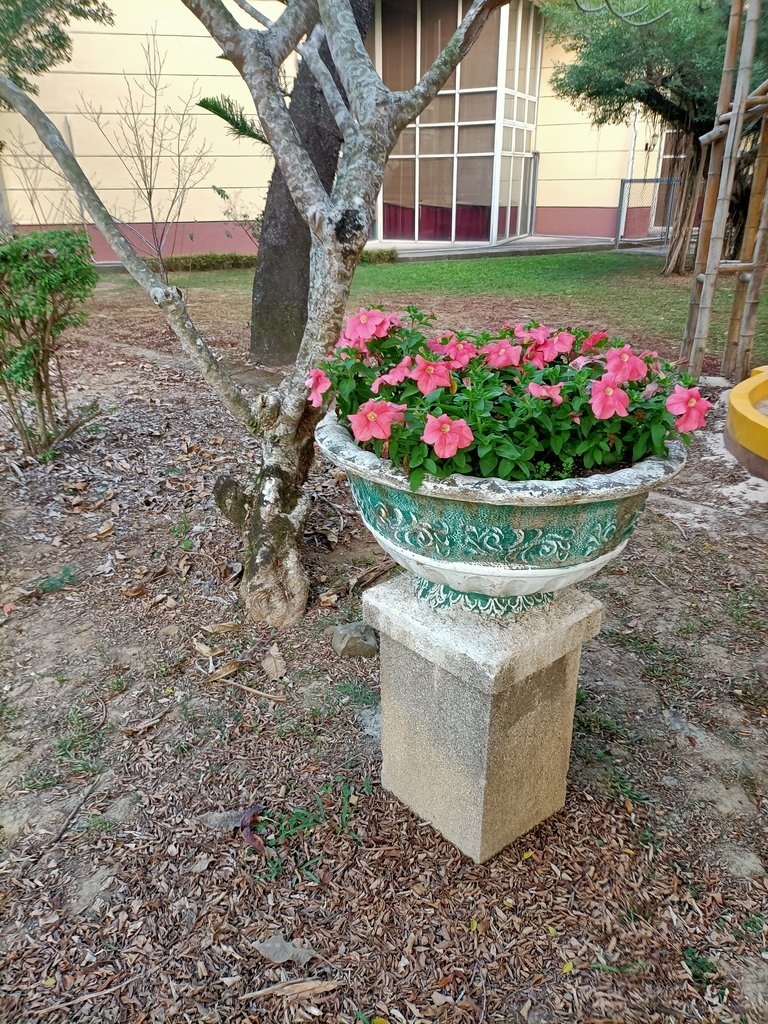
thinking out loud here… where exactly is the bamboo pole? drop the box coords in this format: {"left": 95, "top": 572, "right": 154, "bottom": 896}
{"left": 680, "top": 0, "right": 744, "bottom": 364}
{"left": 685, "top": 0, "right": 761, "bottom": 378}
{"left": 734, "top": 170, "right": 768, "bottom": 380}
{"left": 722, "top": 115, "right": 768, "bottom": 374}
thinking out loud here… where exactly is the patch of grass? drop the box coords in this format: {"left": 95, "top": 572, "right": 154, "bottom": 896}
{"left": 0, "top": 695, "right": 22, "bottom": 728}
{"left": 604, "top": 629, "right": 698, "bottom": 691}
{"left": 108, "top": 674, "right": 131, "bottom": 694}
{"left": 77, "top": 815, "right": 116, "bottom": 834}
{"left": 683, "top": 946, "right": 718, "bottom": 988}
{"left": 606, "top": 768, "right": 651, "bottom": 805}
{"left": 335, "top": 679, "right": 379, "bottom": 707}
{"left": 723, "top": 585, "right": 765, "bottom": 627}
{"left": 171, "top": 514, "right": 193, "bottom": 551}
{"left": 56, "top": 707, "right": 105, "bottom": 775}
{"left": 575, "top": 704, "right": 626, "bottom": 740}
{"left": 22, "top": 767, "right": 61, "bottom": 790}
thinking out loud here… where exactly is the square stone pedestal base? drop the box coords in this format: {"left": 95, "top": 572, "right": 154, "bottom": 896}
{"left": 363, "top": 577, "right": 603, "bottom": 863}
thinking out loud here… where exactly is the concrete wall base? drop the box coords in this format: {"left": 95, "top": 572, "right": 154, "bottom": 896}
{"left": 363, "top": 575, "right": 603, "bottom": 863}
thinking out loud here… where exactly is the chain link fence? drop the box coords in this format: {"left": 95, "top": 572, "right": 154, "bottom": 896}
{"left": 614, "top": 176, "right": 681, "bottom": 247}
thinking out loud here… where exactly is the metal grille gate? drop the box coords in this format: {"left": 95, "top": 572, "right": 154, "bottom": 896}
{"left": 614, "top": 176, "right": 681, "bottom": 247}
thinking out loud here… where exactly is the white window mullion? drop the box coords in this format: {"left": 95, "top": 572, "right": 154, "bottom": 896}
{"left": 374, "top": 0, "right": 383, "bottom": 239}
{"left": 414, "top": 0, "right": 422, "bottom": 242}
{"left": 490, "top": 3, "right": 509, "bottom": 245}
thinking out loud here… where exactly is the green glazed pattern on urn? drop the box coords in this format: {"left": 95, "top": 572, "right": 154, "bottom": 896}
{"left": 348, "top": 475, "right": 643, "bottom": 571}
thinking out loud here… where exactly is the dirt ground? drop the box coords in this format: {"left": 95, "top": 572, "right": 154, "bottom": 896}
{"left": 0, "top": 281, "right": 767, "bottom": 1024}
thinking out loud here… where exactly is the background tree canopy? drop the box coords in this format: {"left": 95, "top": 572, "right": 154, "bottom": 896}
{"left": 0, "top": 0, "right": 113, "bottom": 95}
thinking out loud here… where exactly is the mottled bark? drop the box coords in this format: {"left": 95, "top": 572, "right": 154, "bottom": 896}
{"left": 250, "top": 0, "right": 373, "bottom": 366}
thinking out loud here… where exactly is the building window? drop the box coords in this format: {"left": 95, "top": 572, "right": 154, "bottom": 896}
{"left": 372, "top": 0, "right": 542, "bottom": 244}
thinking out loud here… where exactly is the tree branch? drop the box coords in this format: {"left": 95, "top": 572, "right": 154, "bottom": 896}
{"left": 232, "top": 0, "right": 272, "bottom": 29}
{"left": 0, "top": 76, "right": 258, "bottom": 431}
{"left": 573, "top": 0, "right": 670, "bottom": 26}
{"left": 180, "top": 0, "right": 331, "bottom": 231}
{"left": 316, "top": 0, "right": 383, "bottom": 122}
{"left": 267, "top": 0, "right": 320, "bottom": 66}
{"left": 297, "top": 25, "right": 357, "bottom": 143}
{"left": 393, "top": 0, "right": 505, "bottom": 127}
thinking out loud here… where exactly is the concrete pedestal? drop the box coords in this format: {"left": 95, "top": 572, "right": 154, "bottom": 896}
{"left": 363, "top": 576, "right": 603, "bottom": 863}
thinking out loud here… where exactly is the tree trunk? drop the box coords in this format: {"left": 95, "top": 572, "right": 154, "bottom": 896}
{"left": 249, "top": 0, "right": 374, "bottom": 366}
{"left": 663, "top": 139, "right": 703, "bottom": 277}
{"left": 237, "top": 238, "right": 359, "bottom": 625}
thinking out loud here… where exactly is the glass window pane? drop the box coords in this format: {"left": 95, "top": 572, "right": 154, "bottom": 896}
{"left": 383, "top": 159, "right": 415, "bottom": 240}
{"left": 392, "top": 127, "right": 416, "bottom": 156}
{"left": 504, "top": 94, "right": 515, "bottom": 121}
{"left": 527, "top": 8, "right": 542, "bottom": 97}
{"left": 382, "top": 1, "right": 416, "bottom": 90}
{"left": 419, "top": 126, "right": 454, "bottom": 155}
{"left": 458, "top": 91, "right": 496, "bottom": 121}
{"left": 516, "top": 96, "right": 527, "bottom": 122}
{"left": 509, "top": 156, "right": 524, "bottom": 236}
{"left": 421, "top": 0, "right": 457, "bottom": 92}
{"left": 459, "top": 2, "right": 500, "bottom": 88}
{"left": 418, "top": 158, "right": 453, "bottom": 241}
{"left": 458, "top": 125, "right": 494, "bottom": 153}
{"left": 455, "top": 156, "right": 492, "bottom": 241}
{"left": 502, "top": 126, "right": 514, "bottom": 151}
{"left": 498, "top": 155, "right": 512, "bottom": 238}
{"left": 518, "top": 3, "right": 533, "bottom": 93}
{"left": 507, "top": 0, "right": 520, "bottom": 88}
{"left": 421, "top": 93, "right": 456, "bottom": 125}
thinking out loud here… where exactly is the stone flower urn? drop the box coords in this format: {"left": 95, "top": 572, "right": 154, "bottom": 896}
{"left": 316, "top": 412, "right": 686, "bottom": 616}
{"left": 315, "top": 411, "right": 686, "bottom": 862}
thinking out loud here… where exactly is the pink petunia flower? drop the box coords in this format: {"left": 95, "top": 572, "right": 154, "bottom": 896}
{"left": 336, "top": 333, "right": 371, "bottom": 357}
{"left": 348, "top": 399, "right": 407, "bottom": 442}
{"left": 305, "top": 368, "right": 331, "bottom": 408}
{"left": 443, "top": 337, "right": 477, "bottom": 368}
{"left": 371, "top": 355, "right": 414, "bottom": 394}
{"left": 539, "top": 331, "right": 575, "bottom": 363}
{"left": 421, "top": 413, "right": 474, "bottom": 459}
{"left": 480, "top": 340, "right": 522, "bottom": 369}
{"left": 580, "top": 331, "right": 609, "bottom": 354}
{"left": 409, "top": 355, "right": 453, "bottom": 395}
{"left": 528, "top": 325, "right": 551, "bottom": 345}
{"left": 527, "top": 381, "right": 564, "bottom": 406}
{"left": 344, "top": 308, "right": 394, "bottom": 345}
{"left": 589, "top": 374, "right": 630, "bottom": 419}
{"left": 427, "top": 332, "right": 458, "bottom": 354}
{"left": 605, "top": 344, "right": 648, "bottom": 384}
{"left": 513, "top": 323, "right": 530, "bottom": 340}
{"left": 665, "top": 385, "right": 713, "bottom": 432}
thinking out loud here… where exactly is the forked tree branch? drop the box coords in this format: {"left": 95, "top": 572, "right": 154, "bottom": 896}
{"left": 316, "top": 0, "right": 383, "bottom": 122}
{"left": 232, "top": 0, "right": 272, "bottom": 29}
{"left": 297, "top": 25, "right": 357, "bottom": 142}
{"left": 267, "top": 0, "right": 320, "bottom": 66}
{"left": 0, "top": 76, "right": 258, "bottom": 430}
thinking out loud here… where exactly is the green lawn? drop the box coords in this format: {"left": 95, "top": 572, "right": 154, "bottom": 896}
{"left": 102, "top": 251, "right": 768, "bottom": 363}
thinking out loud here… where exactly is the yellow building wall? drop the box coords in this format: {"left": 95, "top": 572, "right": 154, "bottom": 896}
{"left": 534, "top": 40, "right": 659, "bottom": 237}
{"left": 0, "top": 0, "right": 282, "bottom": 255}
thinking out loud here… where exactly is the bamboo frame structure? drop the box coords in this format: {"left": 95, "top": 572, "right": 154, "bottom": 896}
{"left": 680, "top": 0, "right": 768, "bottom": 381}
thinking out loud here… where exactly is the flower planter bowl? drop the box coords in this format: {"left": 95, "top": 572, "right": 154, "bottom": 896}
{"left": 316, "top": 412, "right": 686, "bottom": 616}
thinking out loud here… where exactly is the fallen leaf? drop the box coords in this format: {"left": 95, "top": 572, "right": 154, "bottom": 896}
{"left": 121, "top": 582, "right": 146, "bottom": 599}
{"left": 200, "top": 621, "right": 241, "bottom": 635}
{"left": 522, "top": 850, "right": 534, "bottom": 860}
{"left": 624, "top": 796, "right": 634, "bottom": 814}
{"left": 255, "top": 932, "right": 319, "bottom": 967}
{"left": 261, "top": 643, "right": 286, "bottom": 681}
{"left": 244, "top": 979, "right": 343, "bottom": 1000}
{"left": 562, "top": 961, "right": 574, "bottom": 974}
{"left": 191, "top": 854, "right": 211, "bottom": 873}
{"left": 318, "top": 590, "right": 339, "bottom": 607}
{"left": 207, "top": 660, "right": 243, "bottom": 682}
{"left": 88, "top": 520, "right": 114, "bottom": 541}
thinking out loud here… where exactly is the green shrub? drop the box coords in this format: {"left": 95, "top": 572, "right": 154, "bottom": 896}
{"left": 0, "top": 229, "right": 98, "bottom": 455}
{"left": 143, "top": 245, "right": 397, "bottom": 275}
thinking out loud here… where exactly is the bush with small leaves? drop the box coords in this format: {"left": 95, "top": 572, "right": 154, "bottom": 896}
{"left": 0, "top": 228, "right": 98, "bottom": 455}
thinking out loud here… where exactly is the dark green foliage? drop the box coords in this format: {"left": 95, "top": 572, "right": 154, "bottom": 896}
{"left": 0, "top": 228, "right": 98, "bottom": 453}
{"left": 0, "top": 0, "right": 113, "bottom": 96}
{"left": 543, "top": 0, "right": 767, "bottom": 137}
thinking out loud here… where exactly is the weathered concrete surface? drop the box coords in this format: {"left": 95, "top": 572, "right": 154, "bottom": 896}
{"left": 364, "top": 576, "right": 603, "bottom": 862}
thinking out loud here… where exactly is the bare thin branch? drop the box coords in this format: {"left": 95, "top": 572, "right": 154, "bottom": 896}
{"left": 573, "top": 0, "right": 670, "bottom": 26}
{"left": 297, "top": 25, "right": 357, "bottom": 142}
{"left": 0, "top": 76, "right": 258, "bottom": 431}
{"left": 232, "top": 0, "right": 272, "bottom": 28}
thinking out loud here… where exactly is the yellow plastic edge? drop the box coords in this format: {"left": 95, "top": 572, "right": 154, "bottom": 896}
{"left": 726, "top": 365, "right": 768, "bottom": 459}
